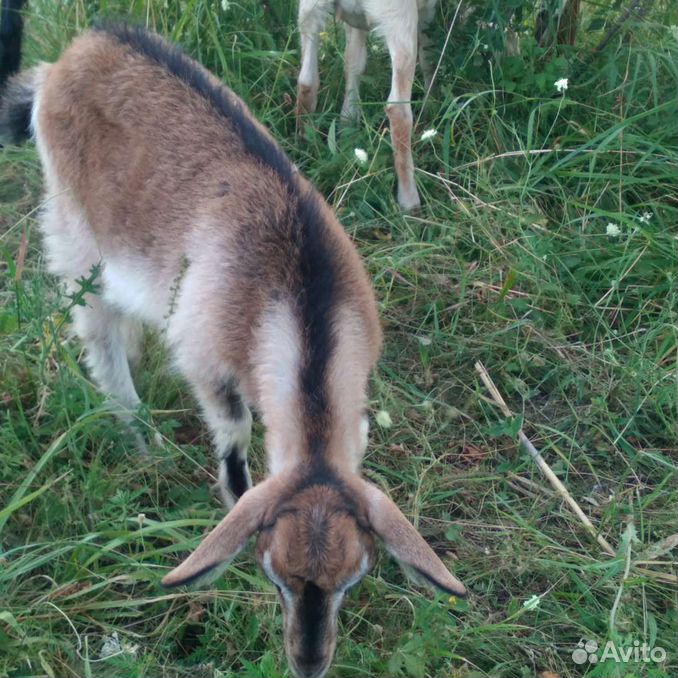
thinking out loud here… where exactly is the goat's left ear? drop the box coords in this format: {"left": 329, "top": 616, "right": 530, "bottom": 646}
{"left": 161, "top": 476, "right": 286, "bottom": 588}
{"left": 358, "top": 479, "right": 467, "bottom": 597}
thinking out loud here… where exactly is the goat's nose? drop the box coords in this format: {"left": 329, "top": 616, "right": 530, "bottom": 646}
{"left": 291, "top": 658, "right": 330, "bottom": 678}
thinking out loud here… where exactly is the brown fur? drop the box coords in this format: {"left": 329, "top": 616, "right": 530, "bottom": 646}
{"left": 15, "top": 27, "right": 465, "bottom": 678}
{"left": 38, "top": 30, "right": 381, "bottom": 426}
{"left": 256, "top": 485, "right": 374, "bottom": 589}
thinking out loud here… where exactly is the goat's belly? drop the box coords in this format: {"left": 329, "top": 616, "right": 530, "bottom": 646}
{"left": 336, "top": 5, "right": 370, "bottom": 31}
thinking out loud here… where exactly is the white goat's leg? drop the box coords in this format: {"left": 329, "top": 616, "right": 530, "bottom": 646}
{"left": 193, "top": 379, "right": 253, "bottom": 509}
{"left": 418, "top": 1, "right": 437, "bottom": 91}
{"left": 384, "top": 29, "right": 420, "bottom": 211}
{"left": 340, "top": 25, "right": 368, "bottom": 122}
{"left": 296, "top": 1, "right": 330, "bottom": 128}
{"left": 418, "top": 29, "right": 433, "bottom": 91}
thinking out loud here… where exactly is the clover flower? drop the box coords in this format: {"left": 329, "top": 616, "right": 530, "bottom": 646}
{"left": 606, "top": 223, "right": 621, "bottom": 237}
{"left": 375, "top": 410, "right": 393, "bottom": 428}
{"left": 354, "top": 148, "right": 368, "bottom": 165}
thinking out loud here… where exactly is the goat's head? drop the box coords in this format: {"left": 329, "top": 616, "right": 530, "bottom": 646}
{"left": 162, "top": 473, "right": 466, "bottom": 678}
{"left": 255, "top": 482, "right": 375, "bottom": 678}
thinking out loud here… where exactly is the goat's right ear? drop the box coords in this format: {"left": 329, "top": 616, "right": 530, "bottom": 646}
{"left": 161, "top": 477, "right": 284, "bottom": 588}
{"left": 358, "top": 479, "right": 467, "bottom": 598}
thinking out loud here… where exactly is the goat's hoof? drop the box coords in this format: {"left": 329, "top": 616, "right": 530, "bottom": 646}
{"left": 340, "top": 104, "right": 359, "bottom": 124}
{"left": 398, "top": 192, "right": 422, "bottom": 213}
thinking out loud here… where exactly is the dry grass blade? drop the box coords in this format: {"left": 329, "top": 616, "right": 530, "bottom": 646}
{"left": 475, "top": 360, "right": 617, "bottom": 557}
{"left": 475, "top": 361, "right": 678, "bottom": 585}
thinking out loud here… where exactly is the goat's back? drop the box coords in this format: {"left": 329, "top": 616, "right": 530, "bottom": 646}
{"left": 33, "top": 26, "right": 382, "bottom": 405}
{"left": 38, "top": 28, "right": 289, "bottom": 256}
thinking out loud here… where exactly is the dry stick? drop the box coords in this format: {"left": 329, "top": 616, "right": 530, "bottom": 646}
{"left": 475, "top": 362, "right": 678, "bottom": 585}
{"left": 475, "top": 361, "right": 617, "bottom": 557}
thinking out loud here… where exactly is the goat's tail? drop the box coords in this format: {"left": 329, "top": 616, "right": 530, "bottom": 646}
{"left": 0, "top": 64, "right": 44, "bottom": 144}
{"left": 0, "top": 0, "right": 25, "bottom": 89}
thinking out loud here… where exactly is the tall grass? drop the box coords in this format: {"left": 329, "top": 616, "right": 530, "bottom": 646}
{"left": 1, "top": 1, "right": 676, "bottom": 677}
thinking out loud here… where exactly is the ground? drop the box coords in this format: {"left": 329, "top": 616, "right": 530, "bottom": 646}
{"left": 1, "top": 1, "right": 676, "bottom": 677}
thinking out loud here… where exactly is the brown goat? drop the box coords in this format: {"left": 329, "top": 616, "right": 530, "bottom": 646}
{"left": 0, "top": 25, "right": 466, "bottom": 678}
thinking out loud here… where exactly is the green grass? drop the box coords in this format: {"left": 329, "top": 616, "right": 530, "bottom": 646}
{"left": 1, "top": 1, "right": 676, "bottom": 677}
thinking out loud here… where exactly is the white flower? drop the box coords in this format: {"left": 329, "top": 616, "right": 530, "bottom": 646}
{"left": 221, "top": 0, "right": 230, "bottom": 11}
{"left": 523, "top": 594, "right": 542, "bottom": 610}
{"left": 99, "top": 631, "right": 140, "bottom": 660}
{"left": 606, "top": 222, "right": 621, "bottom": 237}
{"left": 353, "top": 148, "right": 368, "bottom": 165}
{"left": 554, "top": 77, "right": 568, "bottom": 93}
{"left": 638, "top": 212, "right": 652, "bottom": 224}
{"left": 375, "top": 410, "right": 392, "bottom": 428}
{"left": 100, "top": 632, "right": 122, "bottom": 659}
{"left": 420, "top": 128, "right": 437, "bottom": 141}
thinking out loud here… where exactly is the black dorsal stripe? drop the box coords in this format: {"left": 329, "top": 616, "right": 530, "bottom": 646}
{"left": 96, "top": 24, "right": 340, "bottom": 456}
{"left": 294, "top": 195, "right": 337, "bottom": 454}
{"left": 94, "top": 22, "right": 294, "bottom": 184}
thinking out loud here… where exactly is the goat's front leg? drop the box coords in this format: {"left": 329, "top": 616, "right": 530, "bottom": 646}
{"left": 340, "top": 25, "right": 368, "bottom": 122}
{"left": 193, "top": 379, "right": 253, "bottom": 509}
{"left": 296, "top": 1, "right": 330, "bottom": 133}
{"left": 384, "top": 31, "right": 420, "bottom": 211}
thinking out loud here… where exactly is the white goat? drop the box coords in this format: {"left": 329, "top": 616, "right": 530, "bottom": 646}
{"left": 296, "top": 0, "right": 438, "bottom": 211}
{"left": 0, "top": 24, "right": 465, "bottom": 678}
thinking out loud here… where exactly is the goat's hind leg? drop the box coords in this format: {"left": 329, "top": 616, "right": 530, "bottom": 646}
{"left": 296, "top": 0, "right": 331, "bottom": 131}
{"left": 341, "top": 25, "right": 368, "bottom": 122}
{"left": 417, "top": 1, "right": 437, "bottom": 92}
{"left": 71, "top": 300, "right": 149, "bottom": 447}
{"left": 41, "top": 199, "right": 147, "bottom": 448}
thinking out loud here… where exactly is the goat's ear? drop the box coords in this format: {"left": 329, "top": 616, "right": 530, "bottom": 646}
{"left": 161, "top": 477, "right": 284, "bottom": 588}
{"left": 359, "top": 480, "right": 467, "bottom": 597}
